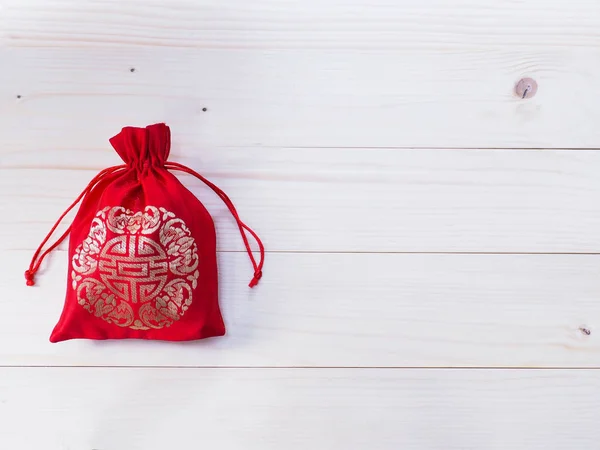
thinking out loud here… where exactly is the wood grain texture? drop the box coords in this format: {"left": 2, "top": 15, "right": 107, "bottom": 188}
{"left": 3, "top": 148, "right": 600, "bottom": 253}
{"left": 2, "top": 250, "right": 598, "bottom": 367}
{"left": 1, "top": 1, "right": 600, "bottom": 148}
{"left": 0, "top": 368, "right": 598, "bottom": 450}
{"left": 4, "top": 0, "right": 600, "bottom": 48}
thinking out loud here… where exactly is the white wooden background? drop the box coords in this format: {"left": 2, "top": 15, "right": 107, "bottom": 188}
{"left": 1, "top": 0, "right": 600, "bottom": 448}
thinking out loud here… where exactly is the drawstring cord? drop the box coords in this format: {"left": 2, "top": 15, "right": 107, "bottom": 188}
{"left": 165, "top": 161, "right": 264, "bottom": 288}
{"left": 25, "top": 162, "right": 264, "bottom": 288}
{"left": 25, "top": 165, "right": 127, "bottom": 286}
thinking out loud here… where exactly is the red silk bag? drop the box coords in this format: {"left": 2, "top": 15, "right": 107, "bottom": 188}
{"left": 25, "top": 123, "right": 264, "bottom": 343}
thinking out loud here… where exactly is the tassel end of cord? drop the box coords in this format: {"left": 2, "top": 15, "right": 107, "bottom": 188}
{"left": 24, "top": 270, "right": 35, "bottom": 287}
{"left": 249, "top": 271, "right": 262, "bottom": 288}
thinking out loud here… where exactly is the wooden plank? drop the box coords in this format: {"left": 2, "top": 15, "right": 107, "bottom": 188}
{"left": 0, "top": 367, "right": 598, "bottom": 449}
{"left": 1, "top": 1, "right": 600, "bottom": 148}
{"left": 3, "top": 148, "right": 600, "bottom": 253}
{"left": 4, "top": 0, "right": 599, "bottom": 48}
{"left": 2, "top": 251, "right": 598, "bottom": 367}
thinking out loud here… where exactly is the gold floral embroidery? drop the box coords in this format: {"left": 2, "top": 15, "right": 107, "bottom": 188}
{"left": 72, "top": 206, "right": 199, "bottom": 330}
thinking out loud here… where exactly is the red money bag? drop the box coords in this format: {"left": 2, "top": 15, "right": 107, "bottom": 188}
{"left": 25, "top": 123, "right": 264, "bottom": 343}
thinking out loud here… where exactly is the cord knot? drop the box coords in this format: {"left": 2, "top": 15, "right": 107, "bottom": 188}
{"left": 24, "top": 270, "right": 35, "bottom": 287}
{"left": 249, "top": 270, "right": 263, "bottom": 288}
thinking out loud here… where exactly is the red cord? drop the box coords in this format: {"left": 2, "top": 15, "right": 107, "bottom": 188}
{"left": 166, "top": 161, "right": 264, "bottom": 288}
{"left": 25, "top": 165, "right": 127, "bottom": 286}
{"left": 25, "top": 162, "right": 264, "bottom": 289}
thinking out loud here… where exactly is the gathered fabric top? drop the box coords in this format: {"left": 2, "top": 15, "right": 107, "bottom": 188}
{"left": 109, "top": 123, "right": 171, "bottom": 170}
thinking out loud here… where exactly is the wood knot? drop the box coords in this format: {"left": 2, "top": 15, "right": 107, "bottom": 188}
{"left": 515, "top": 78, "right": 538, "bottom": 99}
{"left": 579, "top": 327, "right": 591, "bottom": 336}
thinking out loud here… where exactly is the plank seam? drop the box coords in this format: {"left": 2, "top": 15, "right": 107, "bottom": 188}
{"left": 0, "top": 365, "right": 599, "bottom": 370}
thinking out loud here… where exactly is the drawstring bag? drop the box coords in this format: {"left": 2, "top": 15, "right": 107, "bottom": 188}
{"left": 25, "top": 123, "right": 264, "bottom": 343}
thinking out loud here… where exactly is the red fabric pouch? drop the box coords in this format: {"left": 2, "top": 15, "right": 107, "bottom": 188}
{"left": 25, "top": 123, "right": 264, "bottom": 343}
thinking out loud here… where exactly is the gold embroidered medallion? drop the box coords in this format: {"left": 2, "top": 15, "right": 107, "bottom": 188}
{"left": 71, "top": 206, "right": 199, "bottom": 330}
